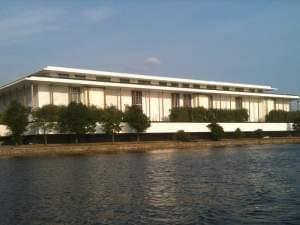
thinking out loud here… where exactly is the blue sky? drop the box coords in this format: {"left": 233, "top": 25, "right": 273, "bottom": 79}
{"left": 0, "top": 1, "right": 299, "bottom": 94}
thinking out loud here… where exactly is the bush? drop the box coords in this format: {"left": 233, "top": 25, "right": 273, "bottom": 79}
{"left": 169, "top": 107, "right": 192, "bottom": 122}
{"left": 265, "top": 110, "right": 300, "bottom": 122}
{"left": 173, "top": 130, "right": 192, "bottom": 142}
{"left": 293, "top": 118, "right": 300, "bottom": 132}
{"left": 254, "top": 129, "right": 264, "bottom": 139}
{"left": 169, "top": 107, "right": 248, "bottom": 122}
{"left": 207, "top": 123, "right": 224, "bottom": 141}
{"left": 233, "top": 128, "right": 244, "bottom": 139}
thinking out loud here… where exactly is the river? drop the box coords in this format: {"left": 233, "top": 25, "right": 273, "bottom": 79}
{"left": 0, "top": 144, "right": 299, "bottom": 225}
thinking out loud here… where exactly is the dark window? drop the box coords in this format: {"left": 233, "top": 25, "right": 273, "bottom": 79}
{"left": 75, "top": 74, "right": 86, "bottom": 79}
{"left": 236, "top": 88, "right": 244, "bottom": 92}
{"left": 250, "top": 88, "right": 255, "bottom": 93}
{"left": 208, "top": 96, "right": 213, "bottom": 109}
{"left": 223, "top": 86, "right": 230, "bottom": 91}
{"left": 235, "top": 97, "right": 243, "bottom": 109}
{"left": 183, "top": 94, "right": 192, "bottom": 107}
{"left": 138, "top": 80, "right": 151, "bottom": 85}
{"left": 207, "top": 85, "right": 216, "bottom": 90}
{"left": 96, "top": 76, "right": 110, "bottom": 82}
{"left": 171, "top": 93, "right": 180, "bottom": 108}
{"left": 171, "top": 83, "right": 178, "bottom": 87}
{"left": 120, "top": 79, "right": 130, "bottom": 83}
{"left": 182, "top": 83, "right": 189, "bottom": 88}
{"left": 159, "top": 81, "right": 167, "bottom": 86}
{"left": 193, "top": 84, "right": 200, "bottom": 89}
{"left": 132, "top": 91, "right": 142, "bottom": 106}
{"left": 58, "top": 73, "right": 69, "bottom": 79}
{"left": 70, "top": 87, "right": 81, "bottom": 103}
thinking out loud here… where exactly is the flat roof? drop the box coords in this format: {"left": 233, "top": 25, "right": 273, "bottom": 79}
{"left": 0, "top": 66, "right": 298, "bottom": 100}
{"left": 43, "top": 66, "right": 275, "bottom": 90}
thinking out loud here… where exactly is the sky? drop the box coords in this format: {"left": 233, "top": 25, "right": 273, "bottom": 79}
{"left": 0, "top": 0, "right": 299, "bottom": 94}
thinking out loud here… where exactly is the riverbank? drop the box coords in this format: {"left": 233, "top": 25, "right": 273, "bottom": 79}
{"left": 0, "top": 137, "right": 300, "bottom": 157}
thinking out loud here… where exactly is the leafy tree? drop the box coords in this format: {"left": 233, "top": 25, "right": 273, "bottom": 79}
{"left": 101, "top": 106, "right": 123, "bottom": 142}
{"left": 31, "top": 105, "right": 64, "bottom": 144}
{"left": 207, "top": 123, "right": 224, "bottom": 141}
{"left": 3, "top": 101, "right": 30, "bottom": 144}
{"left": 123, "top": 105, "right": 150, "bottom": 141}
{"left": 58, "top": 103, "right": 98, "bottom": 143}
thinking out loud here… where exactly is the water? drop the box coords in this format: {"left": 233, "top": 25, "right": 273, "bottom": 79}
{"left": 0, "top": 144, "right": 300, "bottom": 225}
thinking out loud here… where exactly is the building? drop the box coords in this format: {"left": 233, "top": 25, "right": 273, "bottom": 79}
{"left": 0, "top": 66, "right": 299, "bottom": 122}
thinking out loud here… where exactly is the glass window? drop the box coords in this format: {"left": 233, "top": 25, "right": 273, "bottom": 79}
{"left": 96, "top": 76, "right": 110, "bottom": 82}
{"left": 138, "top": 80, "right": 151, "bottom": 85}
{"left": 171, "top": 93, "right": 180, "bottom": 108}
{"left": 182, "top": 83, "right": 189, "bottom": 88}
{"left": 71, "top": 87, "right": 81, "bottom": 103}
{"left": 193, "top": 84, "right": 200, "bottom": 89}
{"left": 235, "top": 97, "right": 243, "bottom": 109}
{"left": 183, "top": 94, "right": 192, "bottom": 107}
{"left": 171, "top": 83, "right": 178, "bottom": 87}
{"left": 132, "top": 91, "right": 142, "bottom": 106}
{"left": 159, "top": 81, "right": 167, "bottom": 86}
{"left": 75, "top": 74, "right": 86, "bottom": 79}
{"left": 120, "top": 78, "right": 130, "bottom": 83}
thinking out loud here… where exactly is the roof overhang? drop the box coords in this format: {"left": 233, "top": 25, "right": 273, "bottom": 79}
{"left": 43, "top": 66, "right": 276, "bottom": 91}
{"left": 24, "top": 76, "right": 300, "bottom": 100}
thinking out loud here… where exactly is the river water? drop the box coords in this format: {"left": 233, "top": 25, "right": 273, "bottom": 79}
{"left": 0, "top": 144, "right": 300, "bottom": 225}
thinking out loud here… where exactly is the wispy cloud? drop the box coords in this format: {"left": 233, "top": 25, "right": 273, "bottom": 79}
{"left": 0, "top": 6, "right": 116, "bottom": 45}
{"left": 144, "top": 57, "right": 161, "bottom": 65}
{"left": 0, "top": 9, "right": 60, "bottom": 43}
{"left": 81, "top": 7, "right": 115, "bottom": 22}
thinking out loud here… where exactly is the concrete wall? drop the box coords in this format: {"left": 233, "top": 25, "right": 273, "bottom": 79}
{"left": 0, "top": 123, "right": 294, "bottom": 137}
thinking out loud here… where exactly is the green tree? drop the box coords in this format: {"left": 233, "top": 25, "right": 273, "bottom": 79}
{"left": 101, "top": 106, "right": 123, "bottom": 142}
{"left": 58, "top": 103, "right": 98, "bottom": 143}
{"left": 123, "top": 105, "right": 150, "bottom": 141}
{"left": 3, "top": 101, "right": 30, "bottom": 144}
{"left": 31, "top": 105, "right": 64, "bottom": 144}
{"left": 207, "top": 123, "right": 224, "bottom": 141}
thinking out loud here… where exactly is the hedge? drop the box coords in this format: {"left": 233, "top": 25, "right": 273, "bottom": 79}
{"left": 169, "top": 107, "right": 248, "bottom": 122}
{"left": 265, "top": 110, "right": 300, "bottom": 123}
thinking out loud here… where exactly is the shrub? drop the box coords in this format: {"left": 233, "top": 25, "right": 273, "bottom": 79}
{"left": 173, "top": 130, "right": 192, "bottom": 142}
{"left": 123, "top": 105, "right": 151, "bottom": 141}
{"left": 293, "top": 118, "right": 300, "bottom": 132}
{"left": 265, "top": 110, "right": 300, "bottom": 122}
{"left": 169, "top": 107, "right": 192, "bottom": 122}
{"left": 3, "top": 101, "right": 30, "bottom": 144}
{"left": 233, "top": 128, "right": 244, "bottom": 139}
{"left": 169, "top": 107, "right": 248, "bottom": 122}
{"left": 254, "top": 129, "right": 264, "bottom": 139}
{"left": 207, "top": 123, "right": 224, "bottom": 141}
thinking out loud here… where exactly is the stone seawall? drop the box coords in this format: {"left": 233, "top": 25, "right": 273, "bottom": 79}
{"left": 0, "top": 137, "right": 300, "bottom": 157}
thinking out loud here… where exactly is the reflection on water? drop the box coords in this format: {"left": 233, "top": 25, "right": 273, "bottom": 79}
{"left": 0, "top": 144, "right": 300, "bottom": 225}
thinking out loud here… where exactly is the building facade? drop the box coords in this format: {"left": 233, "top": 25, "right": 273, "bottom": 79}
{"left": 0, "top": 66, "right": 299, "bottom": 122}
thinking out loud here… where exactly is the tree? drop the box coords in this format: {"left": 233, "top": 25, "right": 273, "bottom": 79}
{"left": 123, "top": 105, "right": 150, "bottom": 141}
{"left": 3, "top": 101, "right": 30, "bottom": 144}
{"left": 100, "top": 106, "right": 123, "bottom": 142}
{"left": 207, "top": 123, "right": 224, "bottom": 141}
{"left": 58, "top": 103, "right": 98, "bottom": 143}
{"left": 31, "top": 105, "right": 64, "bottom": 144}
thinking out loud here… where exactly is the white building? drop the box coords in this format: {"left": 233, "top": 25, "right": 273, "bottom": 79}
{"left": 0, "top": 66, "right": 299, "bottom": 122}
